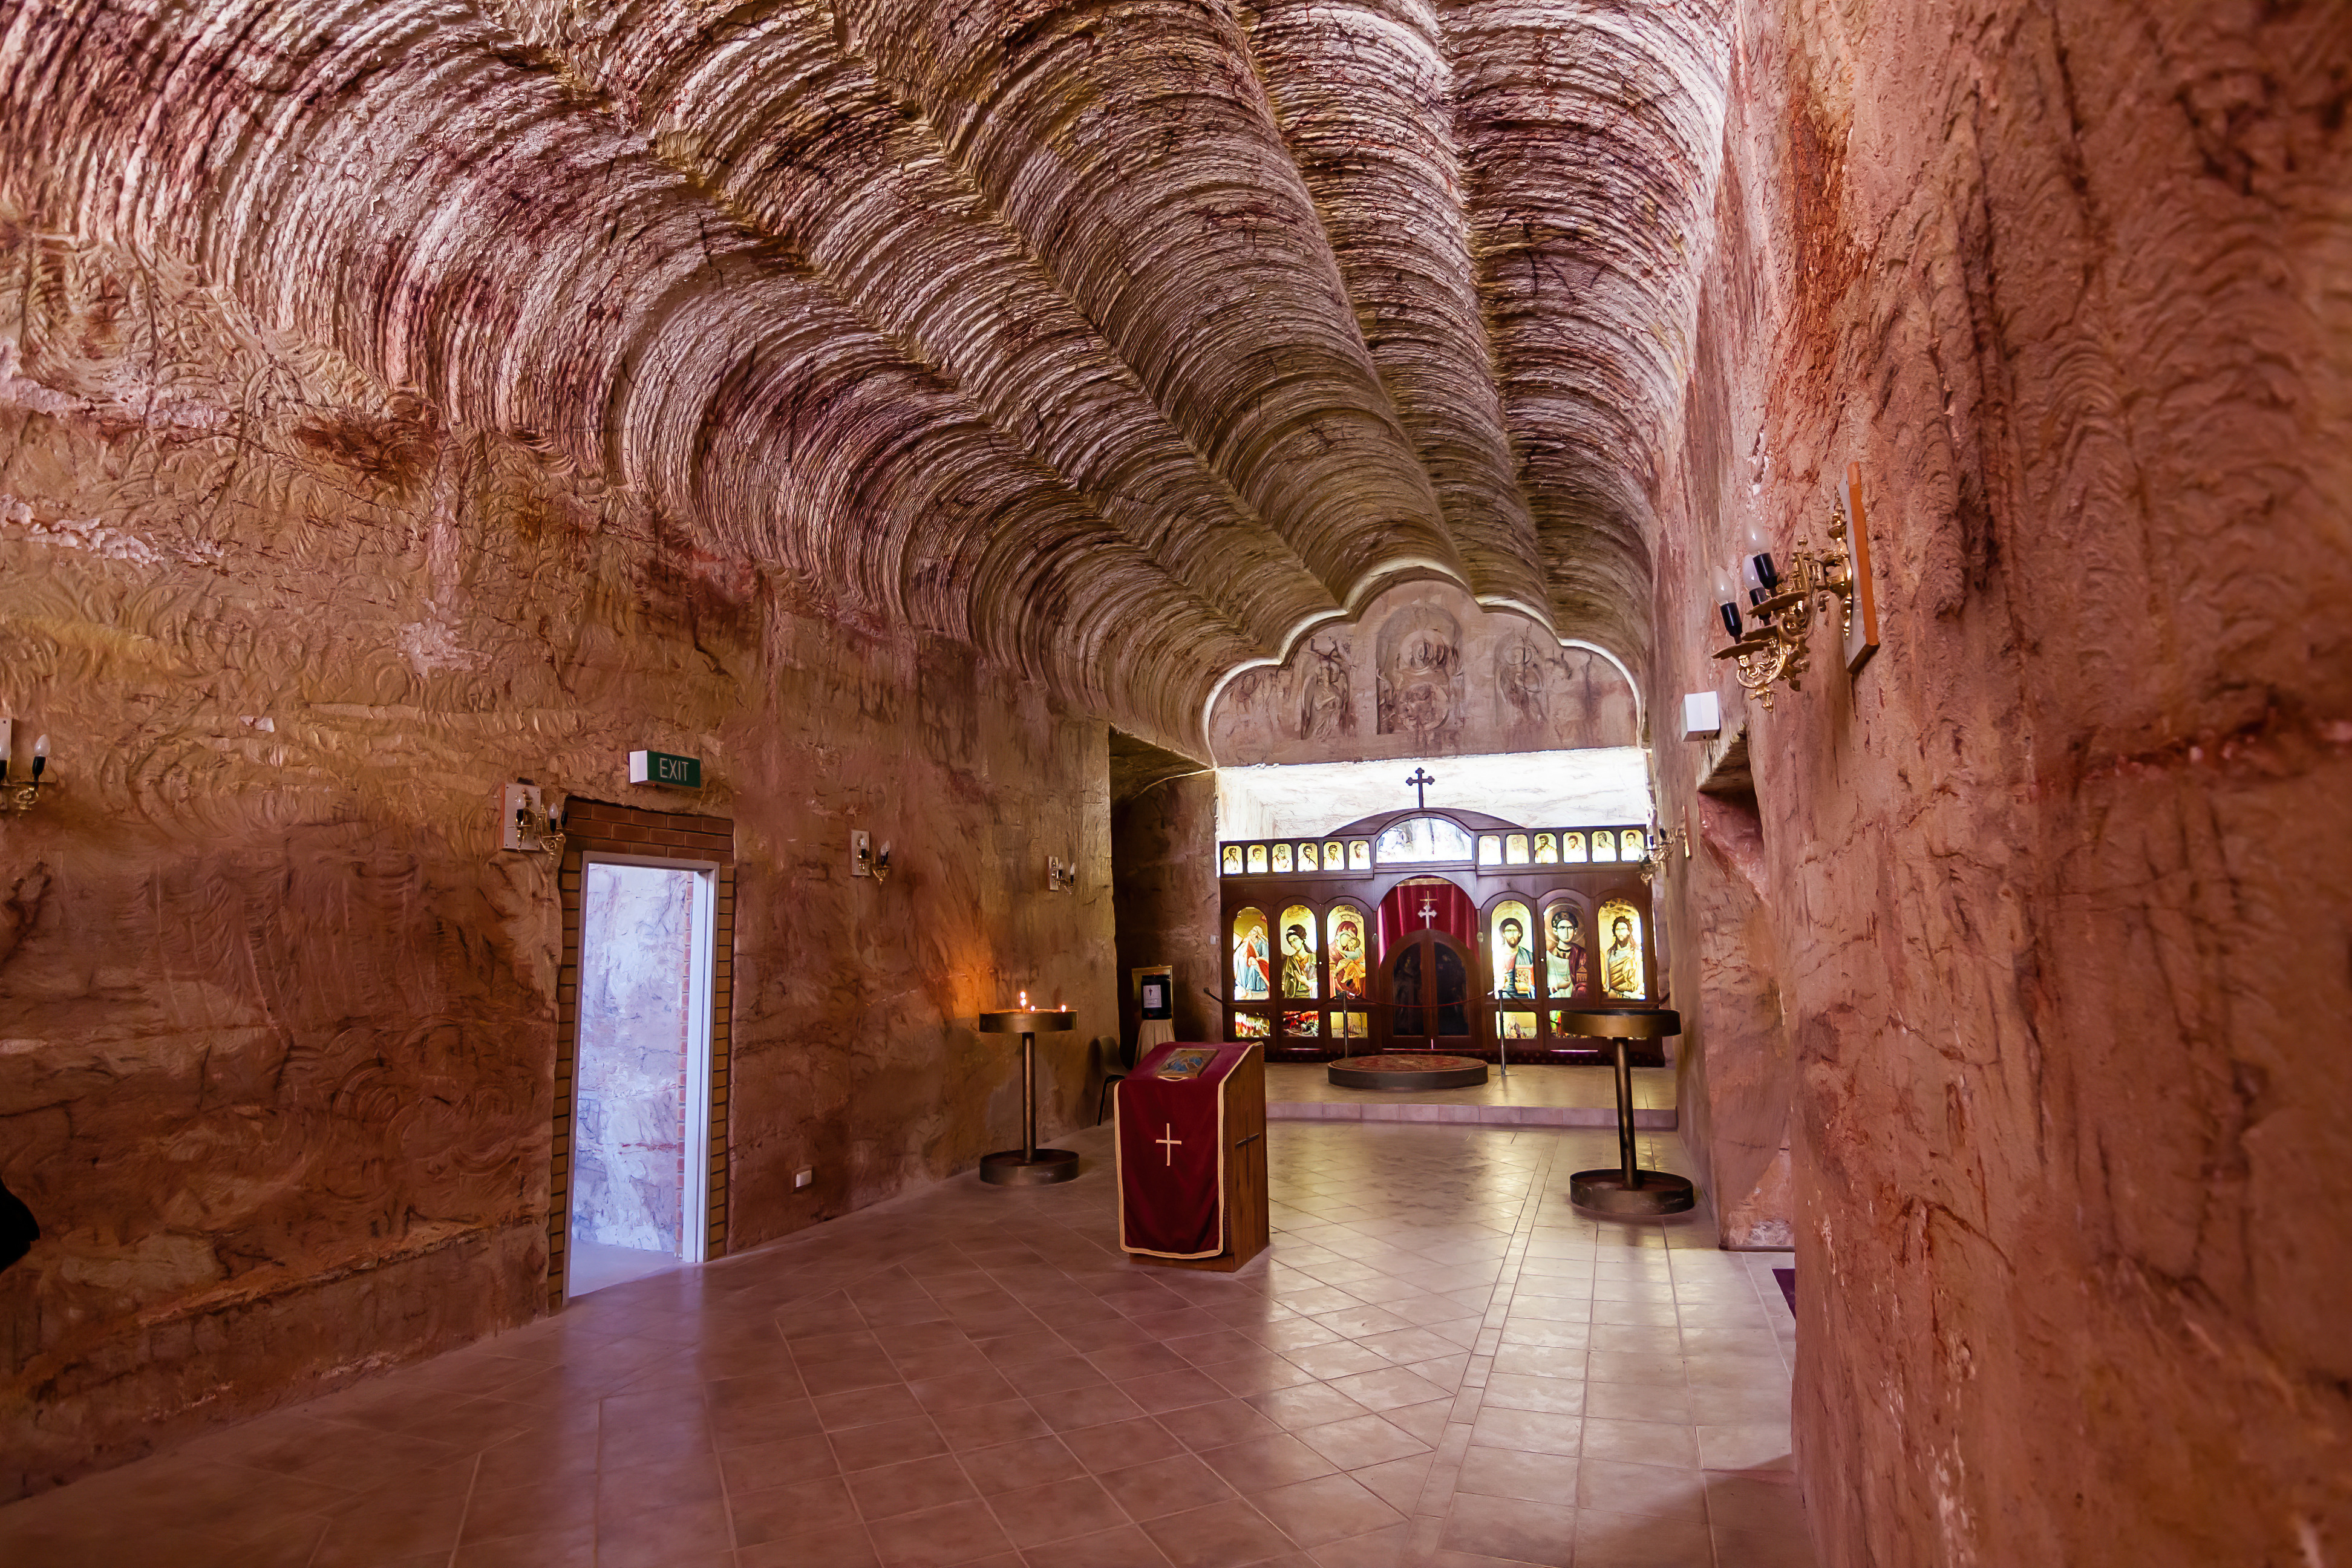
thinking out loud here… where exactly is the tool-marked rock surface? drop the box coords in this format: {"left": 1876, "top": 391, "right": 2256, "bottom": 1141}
{"left": 0, "top": 2, "right": 2345, "bottom": 1564}
{"left": 1644, "top": 4, "right": 2352, "bottom": 1564}
{"left": 0, "top": 221, "right": 1117, "bottom": 1495}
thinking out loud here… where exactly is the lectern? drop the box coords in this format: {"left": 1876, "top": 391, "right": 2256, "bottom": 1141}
{"left": 1115, "top": 1042, "right": 1268, "bottom": 1271}
{"left": 1557, "top": 1008, "right": 1693, "bottom": 1216}
{"left": 975, "top": 1008, "right": 1079, "bottom": 1185}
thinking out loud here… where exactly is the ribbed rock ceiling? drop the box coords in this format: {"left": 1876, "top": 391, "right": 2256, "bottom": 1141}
{"left": 0, "top": 0, "right": 1729, "bottom": 747}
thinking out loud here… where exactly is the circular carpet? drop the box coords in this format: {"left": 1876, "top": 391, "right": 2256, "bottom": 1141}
{"left": 1327, "top": 1053, "right": 1490, "bottom": 1091}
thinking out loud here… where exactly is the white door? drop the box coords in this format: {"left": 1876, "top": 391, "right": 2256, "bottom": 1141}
{"left": 569, "top": 855, "right": 717, "bottom": 1296}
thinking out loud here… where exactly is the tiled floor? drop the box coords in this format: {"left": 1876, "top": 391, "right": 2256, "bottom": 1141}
{"left": 0, "top": 1122, "right": 1811, "bottom": 1567}
{"left": 570, "top": 1238, "right": 685, "bottom": 1297}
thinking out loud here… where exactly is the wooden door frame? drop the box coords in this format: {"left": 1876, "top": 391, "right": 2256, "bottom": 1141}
{"left": 549, "top": 799, "right": 736, "bottom": 1310}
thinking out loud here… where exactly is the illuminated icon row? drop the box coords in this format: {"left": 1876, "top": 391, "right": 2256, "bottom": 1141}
{"left": 1218, "top": 839, "right": 1373, "bottom": 877}
{"left": 1226, "top": 895, "right": 1644, "bottom": 1040}
{"left": 1218, "top": 822, "right": 1650, "bottom": 877}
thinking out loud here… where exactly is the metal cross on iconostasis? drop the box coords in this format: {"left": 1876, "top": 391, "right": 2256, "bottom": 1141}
{"left": 1406, "top": 767, "right": 1437, "bottom": 809}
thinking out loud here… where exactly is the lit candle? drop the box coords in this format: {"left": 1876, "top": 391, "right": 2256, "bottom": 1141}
{"left": 1018, "top": 990, "right": 1028, "bottom": 1010}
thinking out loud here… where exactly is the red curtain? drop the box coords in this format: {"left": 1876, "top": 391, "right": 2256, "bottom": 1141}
{"left": 1376, "top": 879, "right": 1476, "bottom": 959}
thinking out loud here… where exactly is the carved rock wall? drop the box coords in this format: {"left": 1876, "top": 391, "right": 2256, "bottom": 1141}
{"left": 1111, "top": 772, "right": 1223, "bottom": 1053}
{"left": 1668, "top": 789, "right": 1792, "bottom": 1250}
{"left": 0, "top": 224, "right": 1116, "bottom": 1497}
{"left": 1646, "top": 1, "right": 2352, "bottom": 1561}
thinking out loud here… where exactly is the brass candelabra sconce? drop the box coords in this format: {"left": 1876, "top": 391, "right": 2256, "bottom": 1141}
{"left": 0, "top": 723, "right": 48, "bottom": 816}
{"left": 1711, "top": 463, "right": 1881, "bottom": 710}
{"left": 500, "top": 783, "right": 566, "bottom": 866}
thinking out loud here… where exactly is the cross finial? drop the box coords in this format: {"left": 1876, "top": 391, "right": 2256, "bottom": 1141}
{"left": 1406, "top": 767, "right": 1437, "bottom": 809}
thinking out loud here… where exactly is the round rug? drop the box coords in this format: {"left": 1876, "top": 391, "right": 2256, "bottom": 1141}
{"left": 1327, "top": 1053, "right": 1490, "bottom": 1091}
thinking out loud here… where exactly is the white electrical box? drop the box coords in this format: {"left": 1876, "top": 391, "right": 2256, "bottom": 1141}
{"left": 795, "top": 1168, "right": 814, "bottom": 1190}
{"left": 1682, "top": 691, "right": 1723, "bottom": 740}
{"left": 498, "top": 783, "right": 544, "bottom": 851}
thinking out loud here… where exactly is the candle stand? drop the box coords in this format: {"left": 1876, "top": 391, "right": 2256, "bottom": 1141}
{"left": 1557, "top": 1008, "right": 1694, "bottom": 1216}
{"left": 975, "top": 1008, "right": 1080, "bottom": 1186}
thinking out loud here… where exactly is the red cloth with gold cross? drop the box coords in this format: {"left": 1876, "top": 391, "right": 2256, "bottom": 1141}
{"left": 1115, "top": 1042, "right": 1253, "bottom": 1259}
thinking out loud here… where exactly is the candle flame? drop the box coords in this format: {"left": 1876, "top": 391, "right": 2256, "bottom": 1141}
{"left": 1018, "top": 990, "right": 1028, "bottom": 1009}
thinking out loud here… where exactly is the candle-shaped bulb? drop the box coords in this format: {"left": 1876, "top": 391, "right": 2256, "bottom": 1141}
{"left": 30, "top": 734, "right": 46, "bottom": 779}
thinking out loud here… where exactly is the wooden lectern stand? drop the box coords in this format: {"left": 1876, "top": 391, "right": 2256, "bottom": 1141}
{"left": 1114, "top": 1042, "right": 1268, "bottom": 1272}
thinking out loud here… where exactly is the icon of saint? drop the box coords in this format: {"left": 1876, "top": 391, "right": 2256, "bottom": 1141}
{"left": 1495, "top": 917, "right": 1536, "bottom": 999}
{"left": 1546, "top": 906, "right": 1589, "bottom": 996}
{"left": 1281, "top": 924, "right": 1317, "bottom": 999}
{"left": 1604, "top": 913, "right": 1643, "bottom": 999}
{"left": 1234, "top": 924, "right": 1270, "bottom": 1000}
{"left": 1330, "top": 919, "right": 1367, "bottom": 1000}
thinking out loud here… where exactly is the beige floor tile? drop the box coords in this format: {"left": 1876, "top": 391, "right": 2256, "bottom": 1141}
{"left": 1572, "top": 1506, "right": 1713, "bottom": 1567}
{"left": 1455, "top": 1445, "right": 1579, "bottom": 1506}
{"left": 1480, "top": 1373, "right": 1587, "bottom": 1416}
{"left": 1249, "top": 1471, "right": 1407, "bottom": 1547}
{"left": 1296, "top": 1413, "right": 1433, "bottom": 1469}
{"left": 1438, "top": 1492, "right": 1577, "bottom": 1567}
{"left": 1139, "top": 1497, "right": 1298, "bottom": 1568}
{"left": 1100, "top": 1452, "right": 1242, "bottom": 1520}
{"left": 1197, "top": 1432, "right": 1344, "bottom": 1494}
{"left": 1578, "top": 1418, "right": 1699, "bottom": 1469}
{"left": 1696, "top": 1423, "right": 1795, "bottom": 1472}
{"left": 1466, "top": 1406, "right": 1583, "bottom": 1459}
{"left": 1715, "top": 1521, "right": 1823, "bottom": 1568}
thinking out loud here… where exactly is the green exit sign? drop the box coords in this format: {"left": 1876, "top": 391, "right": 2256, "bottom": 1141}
{"left": 627, "top": 750, "right": 702, "bottom": 788}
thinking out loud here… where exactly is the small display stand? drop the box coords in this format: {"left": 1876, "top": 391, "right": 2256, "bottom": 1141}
{"left": 976, "top": 1008, "right": 1079, "bottom": 1186}
{"left": 1116, "top": 1042, "right": 1268, "bottom": 1271}
{"left": 1559, "top": 1008, "right": 1694, "bottom": 1216}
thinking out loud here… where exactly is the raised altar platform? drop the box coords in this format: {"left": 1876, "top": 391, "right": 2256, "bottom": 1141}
{"left": 1266, "top": 1061, "right": 1677, "bottom": 1129}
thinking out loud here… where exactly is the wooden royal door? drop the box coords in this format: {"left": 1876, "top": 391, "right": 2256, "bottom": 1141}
{"left": 1377, "top": 929, "right": 1475, "bottom": 1051}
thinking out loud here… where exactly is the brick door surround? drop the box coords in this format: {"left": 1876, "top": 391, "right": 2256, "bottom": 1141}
{"left": 549, "top": 799, "right": 737, "bottom": 1309}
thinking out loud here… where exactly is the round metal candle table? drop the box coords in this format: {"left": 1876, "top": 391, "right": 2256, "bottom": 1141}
{"left": 1557, "top": 1008, "right": 1694, "bottom": 1216}
{"left": 975, "top": 1009, "right": 1080, "bottom": 1185}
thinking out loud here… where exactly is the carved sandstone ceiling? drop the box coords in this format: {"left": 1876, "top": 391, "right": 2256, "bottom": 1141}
{"left": 0, "top": 0, "right": 1730, "bottom": 748}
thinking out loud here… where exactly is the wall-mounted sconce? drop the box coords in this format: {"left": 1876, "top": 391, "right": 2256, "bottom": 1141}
{"left": 0, "top": 721, "right": 48, "bottom": 815}
{"left": 854, "top": 831, "right": 893, "bottom": 885}
{"left": 1649, "top": 814, "right": 1691, "bottom": 863}
{"left": 1711, "top": 463, "right": 1880, "bottom": 709}
{"left": 1046, "top": 855, "right": 1077, "bottom": 893}
{"left": 499, "top": 782, "right": 565, "bottom": 865}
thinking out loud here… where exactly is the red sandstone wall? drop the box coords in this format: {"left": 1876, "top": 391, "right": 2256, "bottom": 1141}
{"left": 0, "top": 223, "right": 1116, "bottom": 1497}
{"left": 1648, "top": 1, "right": 2352, "bottom": 1561}
{"left": 1111, "top": 771, "right": 1223, "bottom": 1049}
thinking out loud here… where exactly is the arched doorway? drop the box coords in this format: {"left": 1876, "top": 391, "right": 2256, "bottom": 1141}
{"left": 1375, "top": 878, "right": 1477, "bottom": 1052}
